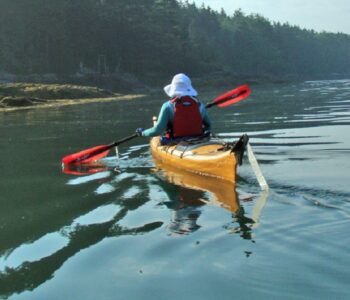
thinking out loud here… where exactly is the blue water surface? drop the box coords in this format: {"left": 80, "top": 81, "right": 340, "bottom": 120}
{"left": 0, "top": 79, "right": 350, "bottom": 300}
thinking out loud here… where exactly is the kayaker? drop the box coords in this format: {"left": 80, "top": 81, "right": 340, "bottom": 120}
{"left": 135, "top": 73, "right": 211, "bottom": 144}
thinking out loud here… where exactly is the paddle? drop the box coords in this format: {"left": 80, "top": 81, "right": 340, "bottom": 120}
{"left": 62, "top": 134, "right": 138, "bottom": 164}
{"left": 206, "top": 85, "right": 250, "bottom": 108}
{"left": 61, "top": 85, "right": 251, "bottom": 165}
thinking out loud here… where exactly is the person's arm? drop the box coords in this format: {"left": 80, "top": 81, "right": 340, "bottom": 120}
{"left": 142, "top": 102, "right": 172, "bottom": 137}
{"left": 200, "top": 103, "right": 211, "bottom": 132}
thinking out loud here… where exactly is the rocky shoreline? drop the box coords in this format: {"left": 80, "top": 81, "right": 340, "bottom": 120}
{"left": 0, "top": 83, "right": 144, "bottom": 112}
{"left": 0, "top": 95, "right": 145, "bottom": 112}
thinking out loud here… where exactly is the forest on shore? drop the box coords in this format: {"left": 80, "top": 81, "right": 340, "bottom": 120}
{"left": 1, "top": 0, "right": 350, "bottom": 89}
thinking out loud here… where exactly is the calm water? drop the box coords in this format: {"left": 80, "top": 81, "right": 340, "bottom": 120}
{"left": 1, "top": 80, "right": 350, "bottom": 300}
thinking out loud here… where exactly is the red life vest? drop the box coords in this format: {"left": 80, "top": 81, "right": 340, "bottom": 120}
{"left": 166, "top": 96, "right": 203, "bottom": 138}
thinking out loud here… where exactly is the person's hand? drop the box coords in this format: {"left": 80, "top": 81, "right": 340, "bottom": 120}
{"left": 135, "top": 128, "right": 144, "bottom": 136}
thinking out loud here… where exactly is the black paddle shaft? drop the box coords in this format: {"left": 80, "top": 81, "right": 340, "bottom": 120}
{"left": 111, "top": 133, "right": 138, "bottom": 148}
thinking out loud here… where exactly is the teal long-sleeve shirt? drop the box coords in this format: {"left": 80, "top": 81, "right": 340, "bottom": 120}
{"left": 142, "top": 100, "right": 211, "bottom": 137}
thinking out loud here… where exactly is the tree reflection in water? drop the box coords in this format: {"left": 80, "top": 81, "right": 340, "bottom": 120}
{"left": 0, "top": 164, "right": 267, "bottom": 299}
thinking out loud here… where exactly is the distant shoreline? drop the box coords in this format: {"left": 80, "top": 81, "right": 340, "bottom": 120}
{"left": 0, "top": 94, "right": 145, "bottom": 112}
{"left": 1, "top": 74, "right": 349, "bottom": 112}
{"left": 0, "top": 83, "right": 145, "bottom": 112}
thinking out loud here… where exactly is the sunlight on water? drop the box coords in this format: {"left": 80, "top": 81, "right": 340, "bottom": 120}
{"left": 66, "top": 171, "right": 112, "bottom": 185}
{"left": 72, "top": 204, "right": 121, "bottom": 226}
{"left": 0, "top": 233, "right": 68, "bottom": 272}
{"left": 95, "top": 182, "right": 116, "bottom": 195}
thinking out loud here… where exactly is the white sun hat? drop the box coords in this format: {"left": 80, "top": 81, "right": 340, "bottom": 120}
{"left": 163, "top": 73, "right": 198, "bottom": 98}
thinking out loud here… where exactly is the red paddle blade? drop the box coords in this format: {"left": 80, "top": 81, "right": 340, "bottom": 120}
{"left": 62, "top": 145, "right": 111, "bottom": 165}
{"left": 213, "top": 85, "right": 251, "bottom": 107}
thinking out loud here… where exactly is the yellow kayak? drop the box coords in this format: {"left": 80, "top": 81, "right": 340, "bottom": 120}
{"left": 150, "top": 134, "right": 248, "bottom": 184}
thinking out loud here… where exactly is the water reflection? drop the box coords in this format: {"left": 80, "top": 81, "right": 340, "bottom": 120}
{"left": 224, "top": 206, "right": 255, "bottom": 240}
{"left": 62, "top": 162, "right": 108, "bottom": 176}
{"left": 151, "top": 160, "right": 264, "bottom": 238}
{"left": 4, "top": 79, "right": 350, "bottom": 299}
{"left": 165, "top": 189, "right": 203, "bottom": 235}
{"left": 62, "top": 159, "right": 254, "bottom": 237}
{"left": 61, "top": 154, "right": 266, "bottom": 239}
{"left": 0, "top": 188, "right": 162, "bottom": 299}
{"left": 153, "top": 161, "right": 240, "bottom": 212}
{"left": 1, "top": 158, "right": 267, "bottom": 298}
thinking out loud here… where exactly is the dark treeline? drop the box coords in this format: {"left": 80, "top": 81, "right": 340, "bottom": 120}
{"left": 0, "top": 0, "right": 349, "bottom": 83}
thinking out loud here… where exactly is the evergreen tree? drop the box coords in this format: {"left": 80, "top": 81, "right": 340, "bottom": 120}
{"left": 0, "top": 0, "right": 349, "bottom": 79}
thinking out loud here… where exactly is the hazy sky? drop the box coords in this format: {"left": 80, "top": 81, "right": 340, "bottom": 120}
{"left": 191, "top": 0, "right": 350, "bottom": 34}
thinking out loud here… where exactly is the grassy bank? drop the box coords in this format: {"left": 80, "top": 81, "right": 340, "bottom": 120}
{"left": 0, "top": 83, "right": 144, "bottom": 112}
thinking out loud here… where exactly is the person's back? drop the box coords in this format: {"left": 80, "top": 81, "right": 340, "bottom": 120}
{"left": 166, "top": 95, "right": 203, "bottom": 138}
{"left": 136, "top": 73, "right": 211, "bottom": 142}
